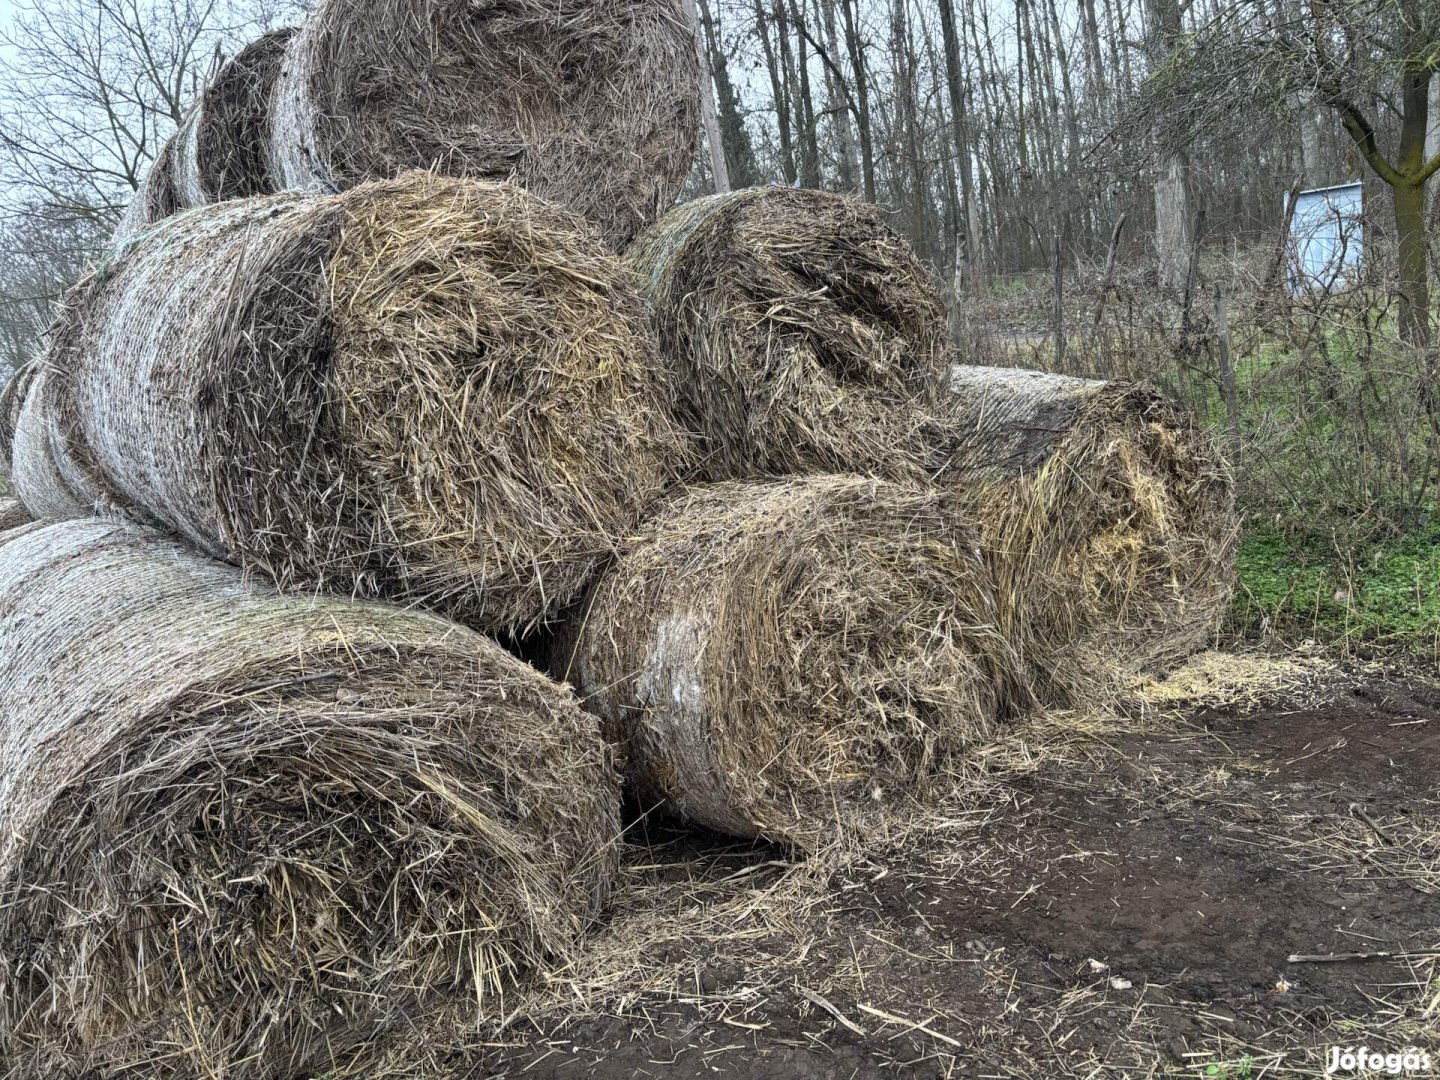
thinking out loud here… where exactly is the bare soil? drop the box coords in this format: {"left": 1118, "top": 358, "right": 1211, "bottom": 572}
{"left": 393, "top": 657, "right": 1439, "bottom": 1079}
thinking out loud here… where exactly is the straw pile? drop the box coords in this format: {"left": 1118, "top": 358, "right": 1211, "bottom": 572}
{"left": 268, "top": 0, "right": 699, "bottom": 248}
{"left": 18, "top": 172, "right": 685, "bottom": 632}
{"left": 927, "top": 366, "right": 1239, "bottom": 703}
{"left": 116, "top": 30, "right": 295, "bottom": 239}
{"left": 624, "top": 187, "right": 951, "bottom": 479}
{"left": 550, "top": 476, "right": 1013, "bottom": 848}
{"left": 0, "top": 518, "right": 620, "bottom": 1080}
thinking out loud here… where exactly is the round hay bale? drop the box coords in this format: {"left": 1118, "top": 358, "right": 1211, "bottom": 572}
{"left": 115, "top": 30, "right": 296, "bottom": 238}
{"left": 0, "top": 497, "right": 27, "bottom": 531}
{"left": 0, "top": 517, "right": 620, "bottom": 1080}
{"left": 931, "top": 366, "right": 1239, "bottom": 704}
{"left": 5, "top": 366, "right": 95, "bottom": 521}
{"left": 625, "top": 187, "right": 951, "bottom": 480}
{"left": 0, "top": 360, "right": 34, "bottom": 482}
{"left": 552, "top": 475, "right": 1013, "bottom": 848}
{"left": 267, "top": 0, "right": 699, "bottom": 249}
{"left": 28, "top": 173, "right": 686, "bottom": 632}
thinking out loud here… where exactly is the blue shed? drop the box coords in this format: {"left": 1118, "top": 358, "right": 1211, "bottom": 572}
{"left": 1287, "top": 182, "right": 1364, "bottom": 295}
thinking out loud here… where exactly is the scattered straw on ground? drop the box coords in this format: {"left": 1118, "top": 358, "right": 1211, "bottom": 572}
{"left": 1134, "top": 647, "right": 1339, "bottom": 713}
{"left": 0, "top": 518, "right": 621, "bottom": 1080}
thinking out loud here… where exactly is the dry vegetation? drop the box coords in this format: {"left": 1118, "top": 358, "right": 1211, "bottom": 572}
{"left": 0, "top": 518, "right": 621, "bottom": 1079}
{"left": 355, "top": 652, "right": 1439, "bottom": 1079}
{"left": 19, "top": 174, "right": 687, "bottom": 632}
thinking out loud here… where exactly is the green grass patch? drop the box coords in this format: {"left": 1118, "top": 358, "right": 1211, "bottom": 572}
{"left": 1230, "top": 519, "right": 1440, "bottom": 656}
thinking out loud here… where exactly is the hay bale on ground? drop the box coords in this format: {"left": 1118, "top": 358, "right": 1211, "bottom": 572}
{"left": 0, "top": 517, "right": 620, "bottom": 1080}
{"left": 268, "top": 0, "right": 699, "bottom": 249}
{"left": 928, "top": 366, "right": 1238, "bottom": 704}
{"left": 550, "top": 476, "right": 1014, "bottom": 848}
{"left": 0, "top": 497, "right": 27, "bottom": 531}
{"left": 625, "top": 187, "right": 951, "bottom": 479}
{"left": 115, "top": 30, "right": 296, "bottom": 238}
{"left": 22, "top": 173, "right": 686, "bottom": 632}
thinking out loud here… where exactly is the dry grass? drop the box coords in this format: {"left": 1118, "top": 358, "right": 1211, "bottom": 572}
{"left": 269, "top": 0, "right": 699, "bottom": 249}
{"left": 0, "top": 518, "right": 621, "bottom": 1080}
{"left": 625, "top": 187, "right": 951, "bottom": 480}
{"left": 547, "top": 475, "right": 1018, "bottom": 850}
{"left": 20, "top": 172, "right": 687, "bottom": 632}
{"left": 357, "top": 654, "right": 1438, "bottom": 1079}
{"left": 923, "top": 366, "right": 1241, "bottom": 707}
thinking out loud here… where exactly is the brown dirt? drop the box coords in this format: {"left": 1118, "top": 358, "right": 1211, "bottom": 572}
{"left": 388, "top": 657, "right": 1440, "bottom": 1079}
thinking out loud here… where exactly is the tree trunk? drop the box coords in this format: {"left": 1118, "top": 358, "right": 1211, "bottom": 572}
{"left": 936, "top": 0, "right": 983, "bottom": 290}
{"left": 699, "top": 0, "right": 757, "bottom": 188}
{"left": 1154, "top": 150, "right": 1193, "bottom": 293}
{"left": 1396, "top": 180, "right": 1431, "bottom": 346}
{"left": 684, "top": 0, "right": 731, "bottom": 193}
{"left": 817, "top": 0, "right": 860, "bottom": 192}
{"left": 754, "top": 0, "right": 797, "bottom": 185}
{"left": 839, "top": 0, "right": 876, "bottom": 201}
{"left": 784, "top": 0, "right": 822, "bottom": 188}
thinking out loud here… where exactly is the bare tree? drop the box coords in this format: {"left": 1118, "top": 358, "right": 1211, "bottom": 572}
{"left": 0, "top": 0, "right": 298, "bottom": 228}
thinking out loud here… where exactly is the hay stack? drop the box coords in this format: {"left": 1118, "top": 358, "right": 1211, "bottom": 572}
{"left": 116, "top": 30, "right": 296, "bottom": 238}
{"left": 0, "top": 360, "right": 31, "bottom": 482}
{"left": 0, "top": 497, "right": 27, "bottom": 531}
{"left": 931, "top": 366, "right": 1238, "bottom": 703}
{"left": 20, "top": 173, "right": 685, "bottom": 632}
{"left": 625, "top": 187, "right": 951, "bottom": 479}
{"left": 551, "top": 476, "right": 1013, "bottom": 848}
{"left": 0, "top": 517, "right": 620, "bottom": 1080}
{"left": 268, "top": 0, "right": 699, "bottom": 249}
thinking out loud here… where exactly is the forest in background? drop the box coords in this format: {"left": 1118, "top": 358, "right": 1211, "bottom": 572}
{"left": 0, "top": 0, "right": 1437, "bottom": 652}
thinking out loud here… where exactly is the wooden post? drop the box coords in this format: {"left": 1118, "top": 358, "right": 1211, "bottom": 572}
{"left": 1053, "top": 235, "right": 1065, "bottom": 369}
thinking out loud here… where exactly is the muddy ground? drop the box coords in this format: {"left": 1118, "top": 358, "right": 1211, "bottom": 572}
{"left": 386, "top": 655, "right": 1439, "bottom": 1079}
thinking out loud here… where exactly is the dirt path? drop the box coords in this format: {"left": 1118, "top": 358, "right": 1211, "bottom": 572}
{"left": 382, "top": 657, "right": 1440, "bottom": 1079}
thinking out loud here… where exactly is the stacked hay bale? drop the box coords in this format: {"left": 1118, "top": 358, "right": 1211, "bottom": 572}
{"left": 116, "top": 30, "right": 295, "bottom": 238}
{"left": 617, "top": 185, "right": 1236, "bottom": 712}
{"left": 114, "top": 0, "right": 699, "bottom": 250}
{"left": 16, "top": 173, "right": 687, "bottom": 632}
{"left": 625, "top": 187, "right": 950, "bottom": 479}
{"left": 0, "top": 518, "right": 619, "bottom": 1079}
{"left": 552, "top": 476, "right": 1015, "bottom": 848}
{"left": 923, "top": 367, "right": 1239, "bottom": 703}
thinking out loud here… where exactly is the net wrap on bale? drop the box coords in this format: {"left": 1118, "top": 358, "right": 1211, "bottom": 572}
{"left": 20, "top": 173, "right": 686, "bottom": 632}
{"left": 268, "top": 0, "right": 699, "bottom": 248}
{"left": 115, "top": 30, "right": 295, "bottom": 238}
{"left": 625, "top": 187, "right": 951, "bottom": 479}
{"left": 0, "top": 360, "right": 33, "bottom": 483}
{"left": 930, "top": 366, "right": 1238, "bottom": 703}
{"left": 552, "top": 476, "right": 1014, "bottom": 849}
{"left": 0, "top": 518, "right": 620, "bottom": 1080}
